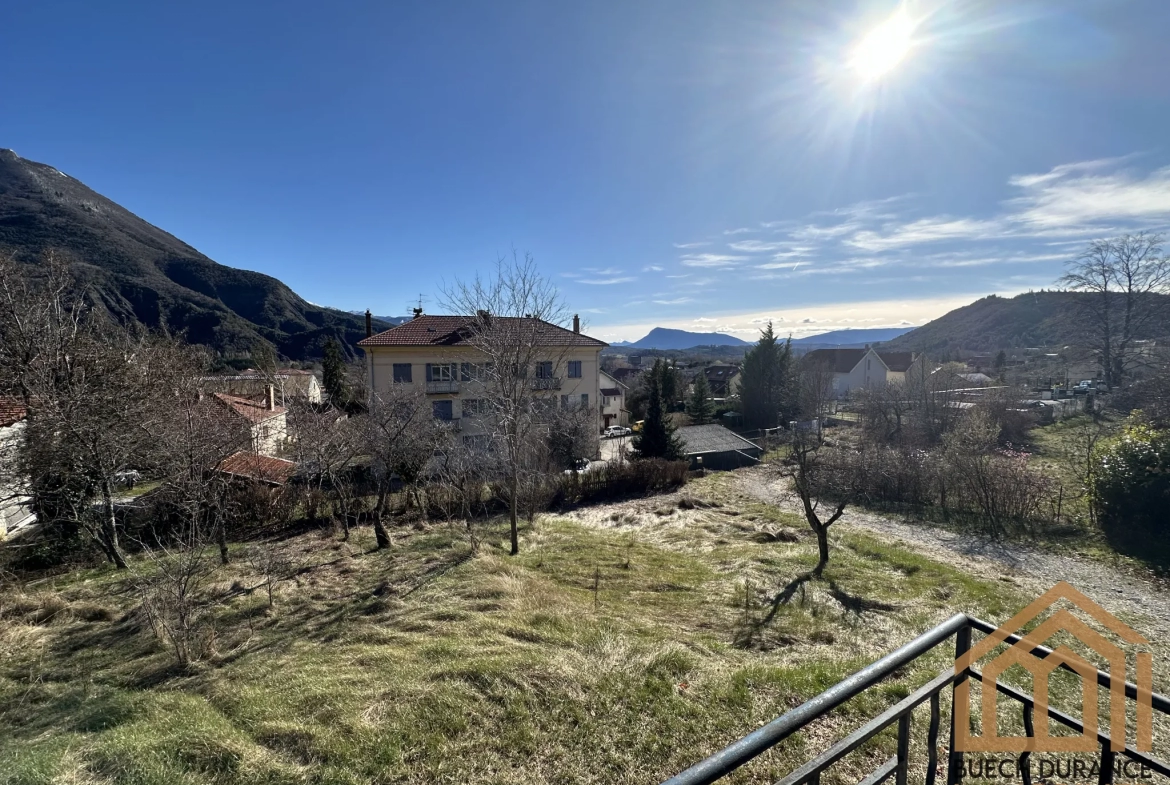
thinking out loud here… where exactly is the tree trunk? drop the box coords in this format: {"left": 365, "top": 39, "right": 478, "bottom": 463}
{"left": 509, "top": 471, "right": 520, "bottom": 555}
{"left": 813, "top": 525, "right": 830, "bottom": 576}
{"left": 217, "top": 521, "right": 229, "bottom": 565}
{"left": 373, "top": 490, "right": 391, "bottom": 549}
{"left": 100, "top": 480, "right": 128, "bottom": 570}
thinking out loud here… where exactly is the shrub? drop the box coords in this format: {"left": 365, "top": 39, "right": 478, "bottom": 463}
{"left": 560, "top": 459, "right": 688, "bottom": 505}
{"left": 1090, "top": 422, "right": 1170, "bottom": 562}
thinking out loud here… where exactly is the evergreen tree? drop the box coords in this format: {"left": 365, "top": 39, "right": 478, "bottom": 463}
{"left": 633, "top": 359, "right": 684, "bottom": 460}
{"left": 658, "top": 359, "right": 680, "bottom": 411}
{"left": 739, "top": 322, "right": 793, "bottom": 429}
{"left": 993, "top": 350, "right": 1007, "bottom": 370}
{"left": 322, "top": 337, "right": 349, "bottom": 407}
{"left": 687, "top": 371, "right": 715, "bottom": 424}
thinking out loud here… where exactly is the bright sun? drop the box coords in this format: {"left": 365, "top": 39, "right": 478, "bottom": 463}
{"left": 850, "top": 10, "right": 916, "bottom": 81}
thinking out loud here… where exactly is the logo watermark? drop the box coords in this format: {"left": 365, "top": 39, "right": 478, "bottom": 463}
{"left": 953, "top": 581, "right": 1153, "bottom": 755}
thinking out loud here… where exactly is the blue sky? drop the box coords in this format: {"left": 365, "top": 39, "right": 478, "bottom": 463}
{"left": 4, "top": 0, "right": 1170, "bottom": 341}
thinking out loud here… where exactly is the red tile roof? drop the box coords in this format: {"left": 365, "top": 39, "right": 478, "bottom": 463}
{"left": 216, "top": 451, "right": 298, "bottom": 485}
{"left": 212, "top": 392, "right": 286, "bottom": 424}
{"left": 0, "top": 397, "right": 27, "bottom": 428}
{"left": 357, "top": 314, "right": 607, "bottom": 348}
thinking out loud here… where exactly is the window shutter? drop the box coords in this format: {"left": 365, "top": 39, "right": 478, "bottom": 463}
{"left": 425, "top": 364, "right": 433, "bottom": 382}
{"left": 461, "top": 363, "right": 470, "bottom": 382}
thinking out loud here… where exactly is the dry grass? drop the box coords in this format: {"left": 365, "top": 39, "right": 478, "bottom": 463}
{"left": 0, "top": 475, "right": 1044, "bottom": 785}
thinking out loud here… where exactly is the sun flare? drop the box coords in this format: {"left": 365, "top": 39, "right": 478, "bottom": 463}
{"left": 850, "top": 10, "right": 916, "bottom": 81}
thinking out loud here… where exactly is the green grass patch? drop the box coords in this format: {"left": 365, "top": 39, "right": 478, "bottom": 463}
{"left": 1, "top": 484, "right": 1036, "bottom": 784}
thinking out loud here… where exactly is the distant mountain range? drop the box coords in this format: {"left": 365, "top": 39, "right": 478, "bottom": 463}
{"left": 886, "top": 291, "right": 1170, "bottom": 353}
{"left": 611, "top": 326, "right": 913, "bottom": 351}
{"left": 613, "top": 327, "right": 751, "bottom": 350}
{"left": 790, "top": 327, "right": 913, "bottom": 349}
{"left": 0, "top": 148, "right": 387, "bottom": 360}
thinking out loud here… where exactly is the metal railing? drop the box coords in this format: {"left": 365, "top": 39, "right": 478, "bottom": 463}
{"left": 530, "top": 377, "right": 563, "bottom": 390}
{"left": 662, "top": 613, "right": 1170, "bottom": 785}
{"left": 425, "top": 380, "right": 460, "bottom": 394}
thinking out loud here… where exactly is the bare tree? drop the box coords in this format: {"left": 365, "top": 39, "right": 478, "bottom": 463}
{"left": 1060, "top": 233, "right": 1170, "bottom": 387}
{"left": 360, "top": 385, "right": 443, "bottom": 548}
{"left": 440, "top": 253, "right": 576, "bottom": 555}
{"left": 288, "top": 402, "right": 363, "bottom": 539}
{"left": 784, "top": 357, "right": 849, "bottom": 576}
{"left": 138, "top": 522, "right": 220, "bottom": 667}
{"left": 246, "top": 539, "right": 295, "bottom": 608}
{"left": 151, "top": 351, "right": 251, "bottom": 566}
{"left": 0, "top": 254, "right": 185, "bottom": 568}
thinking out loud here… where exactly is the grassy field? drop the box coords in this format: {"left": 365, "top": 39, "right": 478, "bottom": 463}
{"left": 0, "top": 474, "right": 1034, "bottom": 785}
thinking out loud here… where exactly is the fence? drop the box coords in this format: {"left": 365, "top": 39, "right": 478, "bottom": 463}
{"left": 661, "top": 613, "right": 1170, "bottom": 785}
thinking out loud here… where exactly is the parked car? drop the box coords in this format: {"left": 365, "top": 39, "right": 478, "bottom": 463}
{"left": 603, "top": 425, "right": 632, "bottom": 438}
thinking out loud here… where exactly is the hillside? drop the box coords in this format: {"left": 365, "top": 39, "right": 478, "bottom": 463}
{"left": 0, "top": 149, "right": 384, "bottom": 360}
{"left": 790, "top": 327, "right": 913, "bottom": 349}
{"left": 623, "top": 327, "right": 749, "bottom": 350}
{"left": 886, "top": 291, "right": 1170, "bottom": 353}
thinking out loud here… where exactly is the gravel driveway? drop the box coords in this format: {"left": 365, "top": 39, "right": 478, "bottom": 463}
{"left": 732, "top": 466, "right": 1170, "bottom": 672}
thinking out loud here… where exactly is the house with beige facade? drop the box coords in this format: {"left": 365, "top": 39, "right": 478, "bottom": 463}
{"left": 358, "top": 313, "right": 608, "bottom": 437}
{"left": 804, "top": 348, "right": 920, "bottom": 397}
{"left": 599, "top": 370, "right": 628, "bottom": 429}
{"left": 212, "top": 390, "right": 289, "bottom": 457}
{"left": 0, "top": 398, "right": 35, "bottom": 538}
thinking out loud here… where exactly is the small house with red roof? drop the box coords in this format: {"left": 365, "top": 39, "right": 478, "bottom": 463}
{"left": 211, "top": 389, "right": 288, "bottom": 457}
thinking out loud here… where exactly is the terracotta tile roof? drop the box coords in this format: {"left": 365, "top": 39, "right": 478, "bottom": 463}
{"left": 0, "top": 397, "right": 27, "bottom": 428}
{"left": 357, "top": 314, "right": 607, "bottom": 348}
{"left": 876, "top": 351, "right": 916, "bottom": 373}
{"left": 804, "top": 348, "right": 868, "bottom": 374}
{"left": 703, "top": 364, "right": 740, "bottom": 381}
{"left": 216, "top": 451, "right": 298, "bottom": 485}
{"left": 212, "top": 392, "right": 286, "bottom": 424}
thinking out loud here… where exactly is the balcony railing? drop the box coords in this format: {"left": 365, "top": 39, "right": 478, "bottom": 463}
{"left": 425, "top": 380, "right": 460, "bottom": 394}
{"left": 662, "top": 612, "right": 1170, "bottom": 785}
{"left": 530, "top": 377, "right": 562, "bottom": 390}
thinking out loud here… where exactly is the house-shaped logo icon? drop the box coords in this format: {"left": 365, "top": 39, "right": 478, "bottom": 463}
{"left": 954, "top": 581, "right": 1153, "bottom": 753}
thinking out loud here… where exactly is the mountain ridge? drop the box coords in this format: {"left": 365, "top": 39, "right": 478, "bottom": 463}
{"left": 619, "top": 327, "right": 750, "bottom": 350}
{"left": 885, "top": 291, "right": 1170, "bottom": 353}
{"left": 0, "top": 148, "right": 383, "bottom": 360}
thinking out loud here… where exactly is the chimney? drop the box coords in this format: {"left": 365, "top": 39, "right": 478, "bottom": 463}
{"left": 267, "top": 384, "right": 276, "bottom": 411}
{"left": 413, "top": 307, "right": 423, "bottom": 319}
{"left": 476, "top": 309, "right": 490, "bottom": 325}
{"left": 365, "top": 309, "right": 372, "bottom": 338}
{"left": 573, "top": 314, "right": 580, "bottom": 334}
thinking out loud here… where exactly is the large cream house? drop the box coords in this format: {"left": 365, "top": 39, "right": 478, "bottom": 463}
{"left": 804, "top": 348, "right": 920, "bottom": 397}
{"left": 358, "top": 313, "right": 608, "bottom": 436}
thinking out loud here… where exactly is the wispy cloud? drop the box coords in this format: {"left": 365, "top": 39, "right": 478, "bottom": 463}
{"left": 673, "top": 241, "right": 711, "bottom": 249}
{"left": 654, "top": 297, "right": 693, "bottom": 305}
{"left": 727, "top": 240, "right": 790, "bottom": 252}
{"left": 847, "top": 217, "right": 1002, "bottom": 252}
{"left": 579, "top": 276, "right": 636, "bottom": 285}
{"left": 1006, "top": 160, "right": 1170, "bottom": 231}
{"left": 723, "top": 227, "right": 756, "bottom": 235}
{"left": 642, "top": 264, "right": 664, "bottom": 272}
{"left": 680, "top": 253, "right": 747, "bottom": 268}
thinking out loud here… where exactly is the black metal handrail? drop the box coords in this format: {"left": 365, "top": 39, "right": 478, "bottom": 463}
{"left": 661, "top": 613, "right": 1170, "bottom": 785}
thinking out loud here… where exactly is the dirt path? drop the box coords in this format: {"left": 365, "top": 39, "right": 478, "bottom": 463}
{"left": 729, "top": 465, "right": 1170, "bottom": 661}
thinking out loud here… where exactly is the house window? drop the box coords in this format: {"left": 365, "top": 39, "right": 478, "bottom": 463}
{"left": 580, "top": 393, "right": 589, "bottom": 406}
{"left": 427, "top": 363, "right": 456, "bottom": 382}
{"left": 535, "top": 361, "right": 554, "bottom": 379}
{"left": 561, "top": 394, "right": 571, "bottom": 409}
{"left": 463, "top": 399, "right": 487, "bottom": 417}
{"left": 432, "top": 400, "right": 454, "bottom": 420}
{"left": 602, "top": 396, "right": 610, "bottom": 406}
{"left": 567, "top": 360, "right": 582, "bottom": 378}
{"left": 463, "top": 434, "right": 490, "bottom": 450}
{"left": 392, "top": 363, "right": 412, "bottom": 383}
{"left": 461, "top": 363, "right": 490, "bottom": 382}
